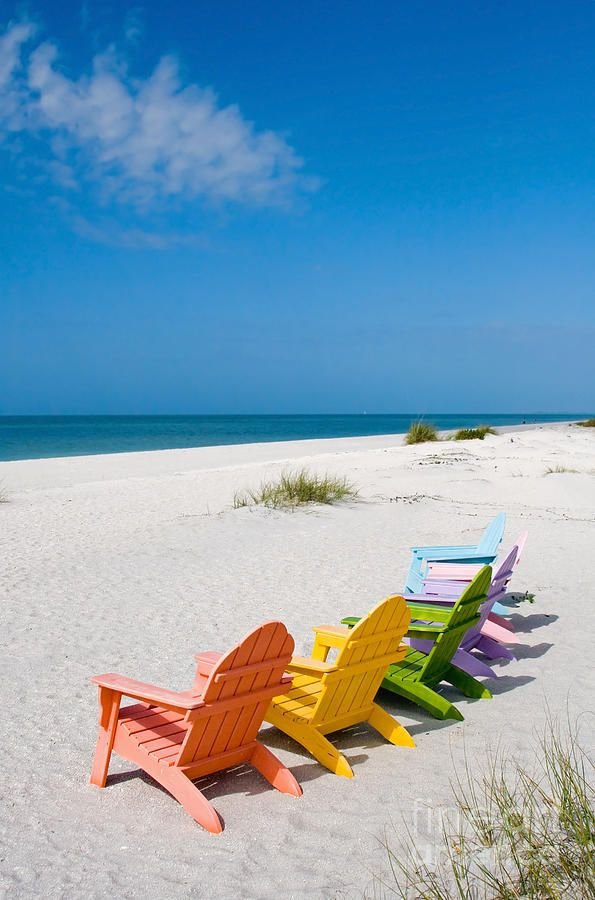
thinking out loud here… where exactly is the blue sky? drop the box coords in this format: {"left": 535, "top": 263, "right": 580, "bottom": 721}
{"left": 1, "top": 0, "right": 594, "bottom": 414}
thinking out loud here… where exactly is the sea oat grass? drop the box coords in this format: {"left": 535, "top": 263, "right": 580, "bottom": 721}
{"left": 405, "top": 422, "right": 438, "bottom": 445}
{"left": 576, "top": 419, "right": 595, "bottom": 427}
{"left": 233, "top": 469, "right": 357, "bottom": 509}
{"left": 453, "top": 426, "right": 496, "bottom": 441}
{"left": 376, "top": 721, "right": 594, "bottom": 899}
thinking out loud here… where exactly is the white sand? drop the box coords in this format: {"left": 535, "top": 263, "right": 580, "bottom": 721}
{"left": 1, "top": 423, "right": 594, "bottom": 899}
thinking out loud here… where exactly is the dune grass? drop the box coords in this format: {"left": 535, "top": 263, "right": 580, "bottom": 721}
{"left": 378, "top": 722, "right": 594, "bottom": 899}
{"left": 577, "top": 418, "right": 595, "bottom": 427}
{"left": 544, "top": 465, "right": 579, "bottom": 475}
{"left": 453, "top": 425, "right": 496, "bottom": 441}
{"left": 233, "top": 469, "right": 357, "bottom": 509}
{"left": 405, "top": 421, "right": 438, "bottom": 445}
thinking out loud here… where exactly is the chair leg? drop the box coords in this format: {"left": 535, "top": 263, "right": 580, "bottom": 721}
{"left": 476, "top": 635, "right": 517, "bottom": 661}
{"left": 162, "top": 769, "right": 223, "bottom": 834}
{"left": 251, "top": 742, "right": 302, "bottom": 796}
{"left": 368, "top": 703, "right": 415, "bottom": 748}
{"left": 445, "top": 665, "right": 492, "bottom": 700}
{"left": 488, "top": 612, "right": 515, "bottom": 631}
{"left": 452, "top": 647, "right": 497, "bottom": 679}
{"left": 90, "top": 688, "right": 121, "bottom": 787}
{"left": 481, "top": 620, "right": 520, "bottom": 645}
{"left": 381, "top": 677, "right": 464, "bottom": 721}
{"left": 267, "top": 709, "right": 354, "bottom": 777}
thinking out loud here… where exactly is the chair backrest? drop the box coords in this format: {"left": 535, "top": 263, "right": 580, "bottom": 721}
{"left": 470, "top": 545, "right": 519, "bottom": 637}
{"left": 176, "top": 621, "right": 294, "bottom": 767}
{"left": 488, "top": 544, "right": 518, "bottom": 601}
{"left": 512, "top": 530, "right": 528, "bottom": 566}
{"left": 425, "top": 530, "right": 527, "bottom": 585}
{"left": 417, "top": 567, "right": 492, "bottom": 683}
{"left": 457, "top": 548, "right": 519, "bottom": 651}
{"left": 477, "top": 513, "right": 506, "bottom": 555}
{"left": 311, "top": 595, "right": 410, "bottom": 725}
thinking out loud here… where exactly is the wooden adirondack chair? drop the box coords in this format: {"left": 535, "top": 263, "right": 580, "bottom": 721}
{"left": 342, "top": 567, "right": 493, "bottom": 721}
{"left": 408, "top": 546, "right": 521, "bottom": 678}
{"left": 406, "top": 513, "right": 505, "bottom": 593}
{"left": 425, "top": 531, "right": 527, "bottom": 582}
{"left": 265, "top": 595, "right": 414, "bottom": 778}
{"left": 424, "top": 531, "right": 528, "bottom": 633}
{"left": 90, "top": 621, "right": 302, "bottom": 833}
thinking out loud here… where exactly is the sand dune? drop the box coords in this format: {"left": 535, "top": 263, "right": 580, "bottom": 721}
{"left": 1, "top": 423, "right": 594, "bottom": 898}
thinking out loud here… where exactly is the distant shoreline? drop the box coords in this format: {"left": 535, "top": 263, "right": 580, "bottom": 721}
{"left": 0, "top": 413, "right": 587, "bottom": 463}
{"left": 0, "top": 421, "right": 583, "bottom": 492}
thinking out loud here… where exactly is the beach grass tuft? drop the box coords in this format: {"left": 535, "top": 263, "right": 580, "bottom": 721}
{"left": 577, "top": 418, "right": 595, "bottom": 427}
{"left": 453, "top": 425, "right": 496, "bottom": 441}
{"left": 233, "top": 469, "right": 357, "bottom": 509}
{"left": 405, "top": 421, "right": 438, "bottom": 445}
{"left": 544, "top": 465, "right": 579, "bottom": 475}
{"left": 378, "top": 720, "right": 595, "bottom": 899}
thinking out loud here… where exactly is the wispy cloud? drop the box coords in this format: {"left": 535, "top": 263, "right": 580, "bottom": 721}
{"left": 70, "top": 214, "right": 209, "bottom": 249}
{"left": 0, "top": 21, "right": 37, "bottom": 130}
{"left": 123, "top": 7, "right": 144, "bottom": 46}
{"left": 0, "top": 18, "right": 316, "bottom": 220}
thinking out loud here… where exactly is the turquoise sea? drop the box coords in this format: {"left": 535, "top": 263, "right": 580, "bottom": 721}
{"left": 0, "top": 414, "right": 586, "bottom": 462}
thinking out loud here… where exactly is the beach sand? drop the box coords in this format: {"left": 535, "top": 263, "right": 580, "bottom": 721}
{"left": 1, "top": 423, "right": 594, "bottom": 899}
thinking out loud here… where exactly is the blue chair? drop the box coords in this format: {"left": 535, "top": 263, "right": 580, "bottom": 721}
{"left": 405, "top": 513, "right": 506, "bottom": 593}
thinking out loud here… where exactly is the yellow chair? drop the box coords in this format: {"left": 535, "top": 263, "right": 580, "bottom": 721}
{"left": 266, "top": 595, "right": 414, "bottom": 777}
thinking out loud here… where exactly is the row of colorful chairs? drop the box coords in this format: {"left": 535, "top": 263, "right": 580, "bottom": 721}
{"left": 90, "top": 513, "right": 524, "bottom": 833}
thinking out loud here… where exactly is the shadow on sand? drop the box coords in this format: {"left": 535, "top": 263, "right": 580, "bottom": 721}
{"left": 506, "top": 612, "right": 558, "bottom": 634}
{"left": 509, "top": 641, "right": 554, "bottom": 661}
{"left": 482, "top": 673, "right": 535, "bottom": 696}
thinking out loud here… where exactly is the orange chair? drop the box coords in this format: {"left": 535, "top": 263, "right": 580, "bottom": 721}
{"left": 90, "top": 621, "right": 302, "bottom": 833}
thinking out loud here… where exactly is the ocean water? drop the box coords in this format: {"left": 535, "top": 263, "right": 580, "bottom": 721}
{"left": 0, "top": 414, "right": 585, "bottom": 462}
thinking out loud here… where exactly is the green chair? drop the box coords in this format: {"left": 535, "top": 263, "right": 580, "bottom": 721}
{"left": 342, "top": 566, "right": 492, "bottom": 721}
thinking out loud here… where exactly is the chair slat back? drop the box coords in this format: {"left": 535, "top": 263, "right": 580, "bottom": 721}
{"left": 477, "top": 513, "right": 506, "bottom": 555}
{"left": 312, "top": 596, "right": 410, "bottom": 724}
{"left": 418, "top": 567, "right": 491, "bottom": 683}
{"left": 513, "top": 531, "right": 528, "bottom": 566}
{"left": 469, "top": 546, "right": 519, "bottom": 640}
{"left": 176, "top": 621, "right": 294, "bottom": 766}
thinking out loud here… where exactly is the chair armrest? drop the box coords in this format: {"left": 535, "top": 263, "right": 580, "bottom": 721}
{"left": 408, "top": 596, "right": 452, "bottom": 608}
{"left": 287, "top": 656, "right": 337, "bottom": 674}
{"left": 313, "top": 624, "right": 351, "bottom": 640}
{"left": 421, "top": 580, "right": 463, "bottom": 598}
{"left": 412, "top": 595, "right": 457, "bottom": 608}
{"left": 407, "top": 623, "right": 446, "bottom": 637}
{"left": 426, "top": 562, "right": 481, "bottom": 581}
{"left": 422, "top": 551, "right": 495, "bottom": 565}
{"left": 193, "top": 651, "right": 223, "bottom": 677}
{"left": 406, "top": 602, "right": 453, "bottom": 623}
{"left": 311, "top": 624, "right": 350, "bottom": 660}
{"left": 91, "top": 673, "right": 205, "bottom": 710}
{"left": 411, "top": 543, "right": 476, "bottom": 556}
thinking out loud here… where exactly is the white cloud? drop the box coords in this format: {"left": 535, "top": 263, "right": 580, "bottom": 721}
{"left": 70, "top": 214, "right": 208, "bottom": 249}
{"left": 0, "top": 20, "right": 315, "bottom": 210}
{"left": 0, "top": 21, "right": 36, "bottom": 130}
{"left": 123, "top": 7, "right": 143, "bottom": 45}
